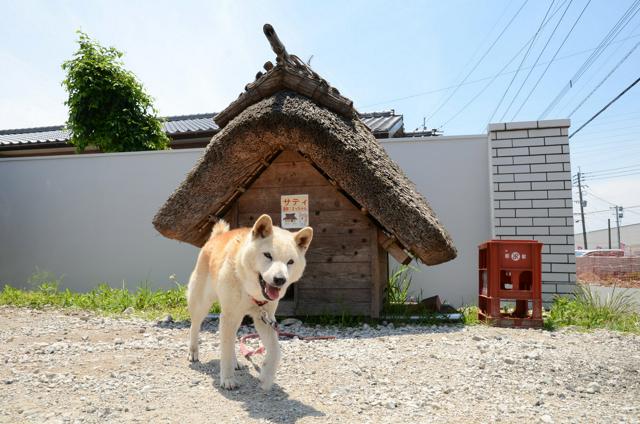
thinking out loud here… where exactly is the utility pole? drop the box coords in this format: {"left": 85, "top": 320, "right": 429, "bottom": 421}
{"left": 576, "top": 171, "right": 588, "bottom": 249}
{"left": 607, "top": 219, "right": 612, "bottom": 249}
{"left": 615, "top": 206, "right": 623, "bottom": 249}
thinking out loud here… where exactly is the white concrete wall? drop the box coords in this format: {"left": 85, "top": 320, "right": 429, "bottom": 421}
{"left": 381, "top": 135, "right": 491, "bottom": 306}
{"left": 1, "top": 138, "right": 490, "bottom": 307}
{"left": 0, "top": 149, "right": 201, "bottom": 291}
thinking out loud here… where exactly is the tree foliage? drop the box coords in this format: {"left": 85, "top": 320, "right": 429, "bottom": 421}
{"left": 62, "top": 31, "right": 169, "bottom": 153}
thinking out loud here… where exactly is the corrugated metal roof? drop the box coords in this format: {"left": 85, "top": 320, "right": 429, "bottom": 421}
{"left": 0, "top": 110, "right": 404, "bottom": 147}
{"left": 0, "top": 113, "right": 219, "bottom": 146}
{"left": 360, "top": 111, "right": 404, "bottom": 137}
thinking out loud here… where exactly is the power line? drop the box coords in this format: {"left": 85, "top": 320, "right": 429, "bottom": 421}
{"left": 558, "top": 18, "right": 640, "bottom": 116}
{"left": 584, "top": 170, "right": 640, "bottom": 181}
{"left": 510, "top": 0, "right": 592, "bottom": 120}
{"left": 568, "top": 39, "right": 640, "bottom": 117}
{"left": 441, "top": 1, "right": 570, "bottom": 129}
{"left": 445, "top": 3, "right": 514, "bottom": 102}
{"left": 583, "top": 163, "right": 640, "bottom": 175}
{"left": 539, "top": 0, "right": 640, "bottom": 119}
{"left": 572, "top": 140, "right": 640, "bottom": 155}
{"left": 488, "top": 0, "right": 556, "bottom": 124}
{"left": 423, "top": 0, "right": 529, "bottom": 123}
{"left": 584, "top": 189, "right": 616, "bottom": 206}
{"left": 359, "top": 31, "right": 640, "bottom": 110}
{"left": 569, "top": 75, "right": 640, "bottom": 138}
{"left": 503, "top": 0, "right": 573, "bottom": 122}
{"left": 584, "top": 167, "right": 640, "bottom": 177}
{"left": 574, "top": 122, "right": 640, "bottom": 136}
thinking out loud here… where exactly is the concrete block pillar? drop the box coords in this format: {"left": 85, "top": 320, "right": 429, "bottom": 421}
{"left": 488, "top": 119, "right": 576, "bottom": 302}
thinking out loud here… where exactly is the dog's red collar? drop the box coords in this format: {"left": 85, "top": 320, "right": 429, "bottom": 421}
{"left": 251, "top": 297, "right": 269, "bottom": 307}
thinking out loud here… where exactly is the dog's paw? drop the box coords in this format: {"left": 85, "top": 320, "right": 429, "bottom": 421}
{"left": 259, "top": 380, "right": 274, "bottom": 391}
{"left": 233, "top": 360, "right": 245, "bottom": 370}
{"left": 220, "top": 376, "right": 239, "bottom": 390}
{"left": 188, "top": 348, "right": 199, "bottom": 362}
{"left": 259, "top": 371, "right": 275, "bottom": 391}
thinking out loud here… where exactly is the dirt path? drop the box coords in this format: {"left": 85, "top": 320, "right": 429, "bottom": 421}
{"left": 0, "top": 306, "right": 639, "bottom": 423}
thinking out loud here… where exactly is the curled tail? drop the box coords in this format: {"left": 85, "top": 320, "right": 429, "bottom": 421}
{"left": 209, "top": 219, "right": 230, "bottom": 241}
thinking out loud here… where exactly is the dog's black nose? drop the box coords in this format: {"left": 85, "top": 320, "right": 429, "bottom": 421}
{"left": 273, "top": 277, "right": 286, "bottom": 287}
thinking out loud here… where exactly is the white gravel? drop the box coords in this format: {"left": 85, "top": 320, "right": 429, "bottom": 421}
{"left": 1, "top": 306, "right": 639, "bottom": 423}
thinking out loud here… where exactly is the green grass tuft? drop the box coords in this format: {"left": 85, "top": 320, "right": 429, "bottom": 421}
{"left": 545, "top": 284, "right": 639, "bottom": 333}
{"left": 0, "top": 274, "right": 220, "bottom": 321}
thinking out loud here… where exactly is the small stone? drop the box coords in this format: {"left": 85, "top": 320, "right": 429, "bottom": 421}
{"left": 504, "top": 357, "right": 515, "bottom": 365}
{"left": 534, "top": 397, "right": 544, "bottom": 406}
{"left": 3, "top": 379, "right": 13, "bottom": 384}
{"left": 123, "top": 307, "right": 134, "bottom": 314}
{"left": 586, "top": 382, "right": 601, "bottom": 394}
{"left": 472, "top": 335, "right": 484, "bottom": 341}
{"left": 280, "top": 318, "right": 302, "bottom": 327}
{"left": 114, "top": 338, "right": 124, "bottom": 345}
{"left": 385, "top": 400, "right": 396, "bottom": 409}
{"left": 525, "top": 351, "right": 541, "bottom": 360}
{"left": 145, "top": 405, "right": 155, "bottom": 411}
{"left": 540, "top": 414, "right": 554, "bottom": 423}
{"left": 159, "top": 314, "right": 173, "bottom": 324}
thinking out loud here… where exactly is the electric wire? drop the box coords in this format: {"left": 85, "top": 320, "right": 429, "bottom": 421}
{"left": 569, "top": 75, "right": 640, "bottom": 138}
{"left": 423, "top": 0, "right": 529, "bottom": 124}
{"left": 487, "top": 0, "right": 556, "bottom": 124}
{"left": 440, "top": 0, "right": 570, "bottom": 129}
{"left": 539, "top": 0, "right": 640, "bottom": 119}
{"left": 511, "top": 0, "right": 592, "bottom": 120}
{"left": 584, "top": 170, "right": 640, "bottom": 181}
{"left": 583, "top": 163, "right": 640, "bottom": 175}
{"left": 359, "top": 32, "right": 640, "bottom": 110}
{"left": 558, "top": 19, "right": 640, "bottom": 116}
{"left": 568, "top": 39, "right": 640, "bottom": 117}
{"left": 504, "top": 0, "right": 573, "bottom": 121}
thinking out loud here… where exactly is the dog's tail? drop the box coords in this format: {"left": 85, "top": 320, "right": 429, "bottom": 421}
{"left": 209, "top": 219, "right": 230, "bottom": 241}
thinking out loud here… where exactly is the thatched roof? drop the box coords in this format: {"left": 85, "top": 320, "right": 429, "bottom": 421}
{"left": 153, "top": 24, "right": 455, "bottom": 265}
{"left": 214, "top": 24, "right": 355, "bottom": 128}
{"left": 153, "top": 90, "right": 456, "bottom": 265}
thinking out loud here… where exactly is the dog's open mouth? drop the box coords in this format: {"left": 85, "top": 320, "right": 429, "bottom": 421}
{"left": 258, "top": 274, "right": 281, "bottom": 301}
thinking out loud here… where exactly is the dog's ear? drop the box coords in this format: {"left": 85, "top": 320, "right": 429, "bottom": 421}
{"left": 252, "top": 214, "right": 273, "bottom": 239}
{"left": 294, "top": 227, "right": 313, "bottom": 251}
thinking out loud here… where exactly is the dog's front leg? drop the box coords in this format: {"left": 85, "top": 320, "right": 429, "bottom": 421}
{"left": 254, "top": 314, "right": 281, "bottom": 390}
{"left": 219, "top": 311, "right": 243, "bottom": 390}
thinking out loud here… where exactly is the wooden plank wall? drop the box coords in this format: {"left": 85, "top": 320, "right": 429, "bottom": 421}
{"left": 232, "top": 150, "right": 377, "bottom": 316}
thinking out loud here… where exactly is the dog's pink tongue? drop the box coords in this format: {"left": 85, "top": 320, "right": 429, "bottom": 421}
{"left": 266, "top": 285, "right": 280, "bottom": 300}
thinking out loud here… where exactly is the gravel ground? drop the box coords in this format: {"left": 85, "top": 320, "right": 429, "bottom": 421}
{"left": 1, "top": 306, "right": 639, "bottom": 424}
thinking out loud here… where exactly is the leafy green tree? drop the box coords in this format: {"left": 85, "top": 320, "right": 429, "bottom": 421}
{"left": 62, "top": 31, "right": 169, "bottom": 153}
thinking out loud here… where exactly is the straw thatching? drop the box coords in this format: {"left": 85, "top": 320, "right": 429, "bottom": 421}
{"left": 153, "top": 90, "right": 456, "bottom": 265}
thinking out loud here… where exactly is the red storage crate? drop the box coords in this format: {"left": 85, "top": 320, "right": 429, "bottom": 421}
{"left": 478, "top": 240, "right": 543, "bottom": 328}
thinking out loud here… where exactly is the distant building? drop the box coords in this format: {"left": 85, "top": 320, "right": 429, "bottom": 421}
{"left": 576, "top": 223, "right": 640, "bottom": 256}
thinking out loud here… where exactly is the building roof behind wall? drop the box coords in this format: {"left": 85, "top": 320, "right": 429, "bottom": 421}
{"left": 0, "top": 110, "right": 410, "bottom": 153}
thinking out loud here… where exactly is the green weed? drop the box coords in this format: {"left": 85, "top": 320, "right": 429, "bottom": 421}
{"left": 545, "top": 284, "right": 639, "bottom": 333}
{"left": 0, "top": 273, "right": 220, "bottom": 321}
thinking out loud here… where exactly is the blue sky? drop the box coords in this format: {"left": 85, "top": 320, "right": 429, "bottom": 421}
{"left": 1, "top": 0, "right": 639, "bottom": 234}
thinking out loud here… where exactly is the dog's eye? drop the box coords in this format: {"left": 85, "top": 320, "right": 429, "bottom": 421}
{"left": 287, "top": 259, "right": 294, "bottom": 265}
{"left": 263, "top": 252, "right": 272, "bottom": 260}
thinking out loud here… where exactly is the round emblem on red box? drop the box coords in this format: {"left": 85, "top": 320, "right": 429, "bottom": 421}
{"left": 511, "top": 252, "right": 521, "bottom": 261}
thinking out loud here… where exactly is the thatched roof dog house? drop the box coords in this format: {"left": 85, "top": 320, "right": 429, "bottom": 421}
{"left": 154, "top": 24, "right": 456, "bottom": 317}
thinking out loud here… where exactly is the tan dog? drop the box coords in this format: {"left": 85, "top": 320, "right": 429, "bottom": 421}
{"left": 187, "top": 214, "right": 313, "bottom": 390}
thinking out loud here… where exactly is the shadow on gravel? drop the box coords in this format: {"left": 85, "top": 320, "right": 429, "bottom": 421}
{"left": 189, "top": 359, "right": 324, "bottom": 424}
{"left": 157, "top": 318, "right": 466, "bottom": 341}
